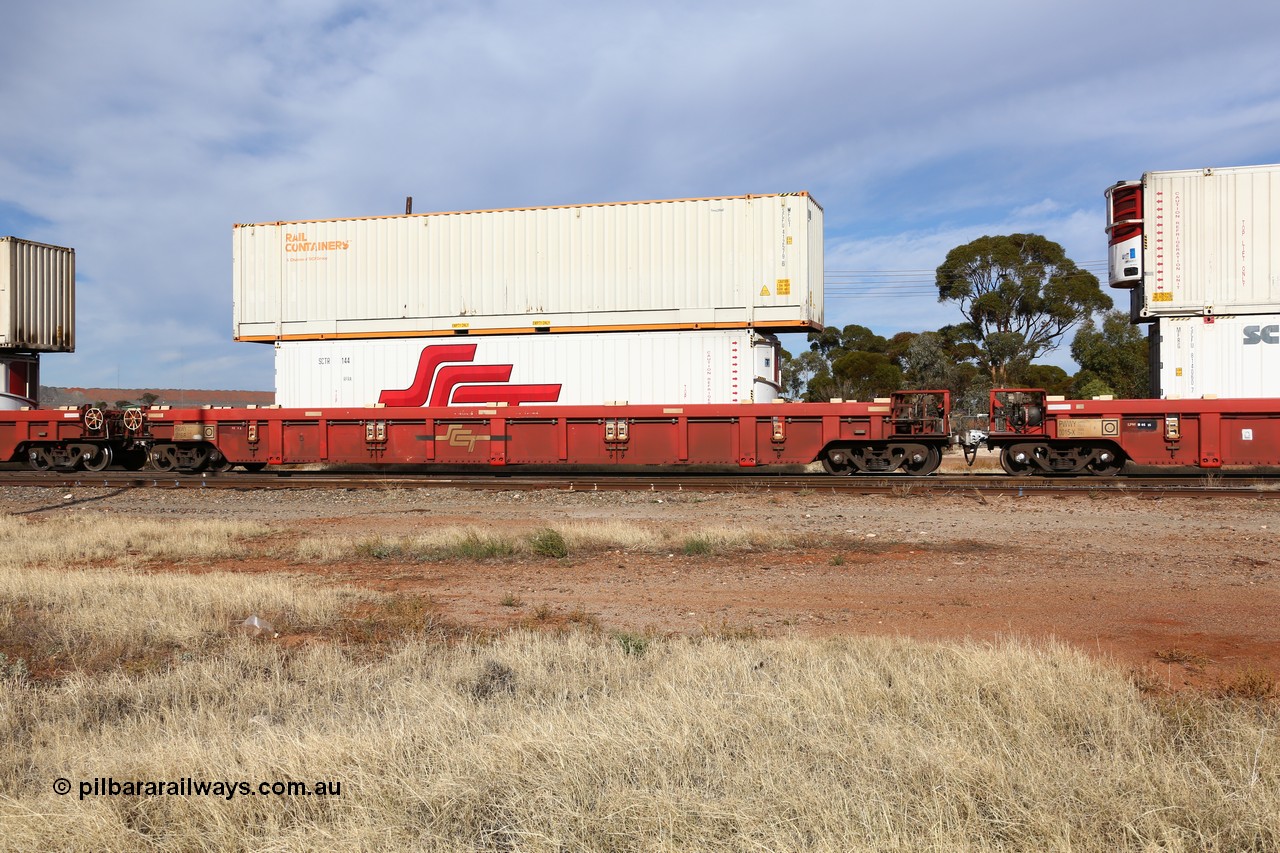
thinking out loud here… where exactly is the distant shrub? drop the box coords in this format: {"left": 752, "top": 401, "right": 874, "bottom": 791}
{"left": 467, "top": 659, "right": 516, "bottom": 701}
{"left": 682, "top": 537, "right": 713, "bottom": 556}
{"left": 614, "top": 632, "right": 650, "bottom": 657}
{"left": 531, "top": 529, "right": 569, "bottom": 558}
{"left": 356, "top": 537, "right": 399, "bottom": 560}
{"left": 446, "top": 531, "right": 516, "bottom": 560}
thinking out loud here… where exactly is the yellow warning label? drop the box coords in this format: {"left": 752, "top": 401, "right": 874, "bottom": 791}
{"left": 786, "top": 236, "right": 793, "bottom": 245}
{"left": 760, "top": 286, "right": 771, "bottom": 296}
{"left": 1176, "top": 368, "right": 1183, "bottom": 376}
{"left": 776, "top": 278, "right": 791, "bottom": 296}
{"left": 1152, "top": 292, "right": 1173, "bottom": 302}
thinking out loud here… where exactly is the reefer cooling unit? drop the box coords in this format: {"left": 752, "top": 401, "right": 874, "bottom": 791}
{"left": 234, "top": 193, "right": 823, "bottom": 341}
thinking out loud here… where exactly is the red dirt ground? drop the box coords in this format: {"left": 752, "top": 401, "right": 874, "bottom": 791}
{"left": 5, "top": 480, "right": 1277, "bottom": 693}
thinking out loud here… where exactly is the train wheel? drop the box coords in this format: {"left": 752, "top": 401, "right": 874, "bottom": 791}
{"left": 205, "top": 452, "right": 232, "bottom": 473}
{"left": 901, "top": 445, "right": 942, "bottom": 477}
{"left": 1087, "top": 450, "right": 1124, "bottom": 477}
{"left": 82, "top": 444, "right": 114, "bottom": 472}
{"left": 1000, "top": 445, "right": 1036, "bottom": 476}
{"left": 239, "top": 461, "right": 268, "bottom": 472}
{"left": 820, "top": 447, "right": 855, "bottom": 476}
{"left": 28, "top": 447, "right": 54, "bottom": 472}
{"left": 150, "top": 445, "right": 178, "bottom": 472}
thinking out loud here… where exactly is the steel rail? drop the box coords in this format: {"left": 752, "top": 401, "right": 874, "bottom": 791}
{"left": 0, "top": 468, "right": 1277, "bottom": 498}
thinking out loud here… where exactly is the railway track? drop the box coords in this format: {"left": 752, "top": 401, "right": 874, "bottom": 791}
{"left": 1, "top": 467, "right": 1277, "bottom": 498}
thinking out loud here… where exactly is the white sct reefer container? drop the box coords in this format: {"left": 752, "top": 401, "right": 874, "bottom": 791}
{"left": 274, "top": 330, "right": 782, "bottom": 408}
{"left": 234, "top": 193, "right": 823, "bottom": 341}
{"left": 1154, "top": 314, "right": 1280, "bottom": 398}
{"left": 1106, "top": 164, "right": 1280, "bottom": 316}
{"left": 0, "top": 237, "right": 74, "bottom": 352}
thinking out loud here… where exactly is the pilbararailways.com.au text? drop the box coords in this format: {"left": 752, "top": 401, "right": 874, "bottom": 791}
{"left": 55, "top": 777, "right": 342, "bottom": 801}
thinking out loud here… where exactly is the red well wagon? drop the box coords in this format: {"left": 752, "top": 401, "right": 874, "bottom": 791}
{"left": 975, "top": 389, "right": 1280, "bottom": 475}
{"left": 0, "top": 391, "right": 952, "bottom": 476}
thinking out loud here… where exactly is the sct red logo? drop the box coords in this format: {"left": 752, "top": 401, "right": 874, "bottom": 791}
{"left": 378, "top": 345, "right": 561, "bottom": 407}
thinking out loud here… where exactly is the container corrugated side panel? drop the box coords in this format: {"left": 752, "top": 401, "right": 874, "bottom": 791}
{"left": 232, "top": 225, "right": 284, "bottom": 339}
{"left": 274, "top": 330, "right": 780, "bottom": 407}
{"left": 0, "top": 237, "right": 75, "bottom": 351}
{"left": 747, "top": 194, "right": 822, "bottom": 327}
{"left": 1156, "top": 314, "right": 1280, "bottom": 398}
{"left": 807, "top": 196, "right": 824, "bottom": 327}
{"left": 234, "top": 194, "right": 819, "bottom": 340}
{"left": 1143, "top": 165, "right": 1280, "bottom": 316}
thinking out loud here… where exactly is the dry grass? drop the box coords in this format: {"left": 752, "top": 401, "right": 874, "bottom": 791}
{"left": 292, "top": 521, "right": 793, "bottom": 563}
{"left": 0, "top": 513, "right": 268, "bottom": 567}
{"left": 0, "top": 564, "right": 363, "bottom": 680}
{"left": 0, "top": 514, "right": 360, "bottom": 679}
{"left": 0, "top": 563, "right": 1276, "bottom": 851}
{"left": 1, "top": 514, "right": 1276, "bottom": 849}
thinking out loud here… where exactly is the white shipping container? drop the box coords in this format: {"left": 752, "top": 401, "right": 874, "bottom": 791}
{"left": 234, "top": 193, "right": 823, "bottom": 341}
{"left": 1107, "top": 164, "right": 1280, "bottom": 317}
{"left": 1154, "top": 314, "right": 1280, "bottom": 398}
{"left": 274, "top": 331, "right": 782, "bottom": 408}
{"left": 0, "top": 237, "right": 74, "bottom": 352}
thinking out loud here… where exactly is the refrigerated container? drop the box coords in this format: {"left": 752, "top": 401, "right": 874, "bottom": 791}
{"left": 235, "top": 193, "right": 823, "bottom": 341}
{"left": 1153, "top": 314, "right": 1280, "bottom": 398}
{"left": 274, "top": 330, "right": 782, "bottom": 407}
{"left": 1105, "top": 164, "right": 1280, "bottom": 317}
{"left": 0, "top": 237, "right": 74, "bottom": 352}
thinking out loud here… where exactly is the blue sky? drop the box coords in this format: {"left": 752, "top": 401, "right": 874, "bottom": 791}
{"left": 2, "top": 0, "right": 1278, "bottom": 391}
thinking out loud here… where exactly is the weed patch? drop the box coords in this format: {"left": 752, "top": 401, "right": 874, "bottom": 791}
{"left": 682, "top": 536, "right": 714, "bottom": 556}
{"left": 1154, "top": 647, "right": 1210, "bottom": 668}
{"left": 530, "top": 528, "right": 568, "bottom": 558}
{"left": 613, "top": 631, "right": 650, "bottom": 657}
{"left": 1216, "top": 666, "right": 1277, "bottom": 701}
